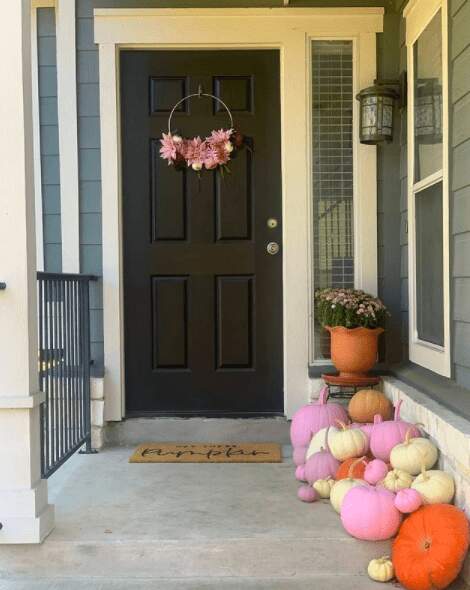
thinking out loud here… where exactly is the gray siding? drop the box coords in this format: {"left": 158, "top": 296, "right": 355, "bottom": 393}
{"left": 376, "top": 11, "right": 403, "bottom": 364}
{"left": 38, "top": 8, "right": 61, "bottom": 272}
{"left": 398, "top": 9, "right": 409, "bottom": 362}
{"left": 450, "top": 0, "right": 470, "bottom": 388}
{"left": 75, "top": 0, "right": 399, "bottom": 375}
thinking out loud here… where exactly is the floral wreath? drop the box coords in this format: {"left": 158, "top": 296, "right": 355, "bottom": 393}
{"left": 160, "top": 88, "right": 249, "bottom": 175}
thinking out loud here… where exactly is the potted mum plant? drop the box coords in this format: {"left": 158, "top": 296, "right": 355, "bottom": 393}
{"left": 315, "top": 288, "right": 389, "bottom": 384}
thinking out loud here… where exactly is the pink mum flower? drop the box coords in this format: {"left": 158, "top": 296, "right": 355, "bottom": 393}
{"left": 159, "top": 133, "right": 179, "bottom": 163}
{"left": 208, "top": 128, "right": 233, "bottom": 144}
{"left": 185, "top": 137, "right": 208, "bottom": 170}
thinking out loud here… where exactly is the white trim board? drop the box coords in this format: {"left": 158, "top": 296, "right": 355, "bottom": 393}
{"left": 56, "top": 0, "right": 80, "bottom": 273}
{"left": 31, "top": 6, "right": 44, "bottom": 271}
{"left": 95, "top": 8, "right": 382, "bottom": 421}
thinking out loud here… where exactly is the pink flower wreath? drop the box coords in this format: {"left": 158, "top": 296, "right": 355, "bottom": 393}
{"left": 160, "top": 128, "right": 247, "bottom": 174}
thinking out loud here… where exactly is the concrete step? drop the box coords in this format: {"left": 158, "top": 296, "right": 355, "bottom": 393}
{"left": 105, "top": 417, "right": 291, "bottom": 446}
{"left": 0, "top": 536, "right": 392, "bottom": 580}
{"left": 0, "top": 575, "right": 410, "bottom": 590}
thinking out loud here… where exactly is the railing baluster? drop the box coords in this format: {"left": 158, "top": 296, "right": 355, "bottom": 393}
{"left": 37, "top": 272, "right": 97, "bottom": 478}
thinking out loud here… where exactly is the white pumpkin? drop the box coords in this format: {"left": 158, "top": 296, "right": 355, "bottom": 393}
{"left": 306, "top": 426, "right": 339, "bottom": 460}
{"left": 313, "top": 477, "right": 335, "bottom": 499}
{"left": 367, "top": 556, "right": 394, "bottom": 583}
{"left": 390, "top": 427, "right": 438, "bottom": 475}
{"left": 329, "top": 421, "right": 367, "bottom": 461}
{"left": 382, "top": 468, "right": 414, "bottom": 493}
{"left": 330, "top": 477, "right": 365, "bottom": 513}
{"left": 411, "top": 465, "right": 455, "bottom": 504}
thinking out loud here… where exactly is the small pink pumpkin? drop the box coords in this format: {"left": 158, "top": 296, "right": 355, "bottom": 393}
{"left": 364, "top": 459, "right": 389, "bottom": 485}
{"left": 295, "top": 465, "right": 307, "bottom": 482}
{"left": 370, "top": 401, "right": 420, "bottom": 462}
{"left": 292, "top": 446, "right": 307, "bottom": 466}
{"left": 394, "top": 488, "right": 422, "bottom": 514}
{"left": 290, "top": 386, "right": 349, "bottom": 448}
{"left": 297, "top": 485, "right": 318, "bottom": 503}
{"left": 304, "top": 447, "right": 339, "bottom": 484}
{"left": 341, "top": 485, "right": 402, "bottom": 541}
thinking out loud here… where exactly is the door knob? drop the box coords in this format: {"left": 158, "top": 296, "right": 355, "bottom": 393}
{"left": 266, "top": 242, "right": 280, "bottom": 256}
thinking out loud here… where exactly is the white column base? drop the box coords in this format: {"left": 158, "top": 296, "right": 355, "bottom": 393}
{"left": 0, "top": 504, "right": 54, "bottom": 544}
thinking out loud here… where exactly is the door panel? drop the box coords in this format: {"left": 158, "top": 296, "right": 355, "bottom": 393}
{"left": 121, "top": 50, "right": 283, "bottom": 416}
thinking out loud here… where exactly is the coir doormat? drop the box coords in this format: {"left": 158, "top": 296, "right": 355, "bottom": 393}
{"left": 129, "top": 442, "right": 282, "bottom": 463}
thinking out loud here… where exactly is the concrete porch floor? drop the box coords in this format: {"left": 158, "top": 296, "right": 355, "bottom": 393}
{"left": 0, "top": 421, "right": 468, "bottom": 589}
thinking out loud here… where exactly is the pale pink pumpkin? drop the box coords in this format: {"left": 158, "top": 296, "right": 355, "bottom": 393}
{"left": 364, "top": 459, "right": 389, "bottom": 485}
{"left": 295, "top": 465, "right": 307, "bottom": 482}
{"left": 304, "top": 447, "right": 340, "bottom": 484}
{"left": 394, "top": 488, "right": 422, "bottom": 513}
{"left": 370, "top": 401, "right": 420, "bottom": 462}
{"left": 341, "top": 485, "right": 402, "bottom": 541}
{"left": 290, "top": 386, "right": 349, "bottom": 448}
{"left": 292, "top": 446, "right": 307, "bottom": 466}
{"left": 297, "top": 485, "right": 318, "bottom": 503}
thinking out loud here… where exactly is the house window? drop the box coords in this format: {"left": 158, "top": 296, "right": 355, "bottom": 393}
{"left": 406, "top": 0, "right": 450, "bottom": 376}
{"left": 311, "top": 40, "right": 354, "bottom": 360}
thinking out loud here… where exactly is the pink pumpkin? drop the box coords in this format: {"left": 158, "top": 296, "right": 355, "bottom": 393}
{"left": 370, "top": 401, "right": 420, "bottom": 462}
{"left": 394, "top": 488, "right": 422, "bottom": 514}
{"left": 297, "top": 485, "right": 318, "bottom": 503}
{"left": 290, "top": 386, "right": 349, "bottom": 448}
{"left": 295, "top": 465, "right": 307, "bottom": 482}
{"left": 364, "top": 459, "right": 389, "bottom": 485}
{"left": 304, "top": 447, "right": 339, "bottom": 484}
{"left": 341, "top": 485, "right": 402, "bottom": 541}
{"left": 292, "top": 446, "right": 307, "bottom": 466}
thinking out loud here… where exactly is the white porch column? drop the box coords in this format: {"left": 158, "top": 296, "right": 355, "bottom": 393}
{"left": 0, "top": 0, "right": 54, "bottom": 543}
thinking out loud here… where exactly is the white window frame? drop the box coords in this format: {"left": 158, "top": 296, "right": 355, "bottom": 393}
{"left": 405, "top": 0, "right": 450, "bottom": 377}
{"left": 308, "top": 35, "right": 378, "bottom": 365}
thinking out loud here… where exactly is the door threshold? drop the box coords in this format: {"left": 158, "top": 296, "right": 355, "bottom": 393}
{"left": 125, "top": 411, "right": 286, "bottom": 419}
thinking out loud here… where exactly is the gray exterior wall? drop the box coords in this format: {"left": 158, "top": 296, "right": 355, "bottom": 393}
{"left": 450, "top": 0, "right": 470, "bottom": 388}
{"left": 38, "top": 8, "right": 62, "bottom": 273}
{"left": 395, "top": 0, "right": 470, "bottom": 389}
{"left": 75, "top": 0, "right": 401, "bottom": 375}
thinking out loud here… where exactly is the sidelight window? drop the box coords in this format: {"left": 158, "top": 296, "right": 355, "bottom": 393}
{"left": 311, "top": 40, "right": 354, "bottom": 360}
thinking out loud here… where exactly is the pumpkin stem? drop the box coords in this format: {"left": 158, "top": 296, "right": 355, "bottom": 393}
{"left": 394, "top": 399, "right": 403, "bottom": 421}
{"left": 348, "top": 456, "right": 366, "bottom": 479}
{"left": 335, "top": 420, "right": 348, "bottom": 431}
{"left": 318, "top": 385, "right": 329, "bottom": 405}
{"left": 421, "top": 462, "right": 428, "bottom": 480}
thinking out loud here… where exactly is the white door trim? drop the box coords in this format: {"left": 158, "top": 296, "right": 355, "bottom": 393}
{"left": 95, "top": 8, "right": 382, "bottom": 420}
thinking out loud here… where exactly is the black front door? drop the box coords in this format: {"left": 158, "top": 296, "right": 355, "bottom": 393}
{"left": 121, "top": 50, "right": 283, "bottom": 416}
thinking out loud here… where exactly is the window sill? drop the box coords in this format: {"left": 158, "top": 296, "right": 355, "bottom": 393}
{"left": 388, "top": 362, "right": 470, "bottom": 422}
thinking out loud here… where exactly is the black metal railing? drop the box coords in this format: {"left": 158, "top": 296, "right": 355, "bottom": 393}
{"left": 37, "top": 272, "right": 97, "bottom": 478}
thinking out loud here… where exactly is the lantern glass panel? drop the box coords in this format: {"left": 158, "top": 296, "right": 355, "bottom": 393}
{"left": 413, "top": 10, "right": 442, "bottom": 182}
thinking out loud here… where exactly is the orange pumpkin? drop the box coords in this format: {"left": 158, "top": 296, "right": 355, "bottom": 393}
{"left": 392, "top": 504, "right": 470, "bottom": 590}
{"left": 335, "top": 456, "right": 369, "bottom": 480}
{"left": 348, "top": 389, "right": 393, "bottom": 423}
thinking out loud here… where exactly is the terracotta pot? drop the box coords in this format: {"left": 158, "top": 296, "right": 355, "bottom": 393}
{"left": 325, "top": 326, "right": 384, "bottom": 380}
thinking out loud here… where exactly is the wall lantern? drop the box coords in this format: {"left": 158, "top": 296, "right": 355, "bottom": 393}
{"left": 356, "top": 80, "right": 401, "bottom": 145}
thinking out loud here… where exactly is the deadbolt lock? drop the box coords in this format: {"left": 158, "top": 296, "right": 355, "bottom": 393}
{"left": 266, "top": 242, "right": 280, "bottom": 256}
